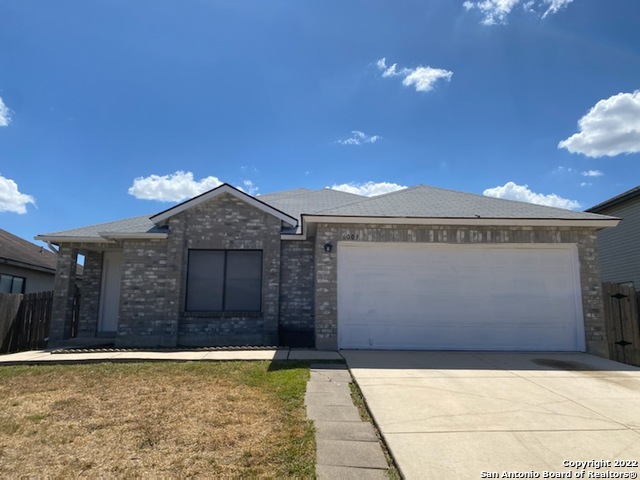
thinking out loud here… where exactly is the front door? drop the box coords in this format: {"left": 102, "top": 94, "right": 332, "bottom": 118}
{"left": 98, "top": 251, "right": 123, "bottom": 334}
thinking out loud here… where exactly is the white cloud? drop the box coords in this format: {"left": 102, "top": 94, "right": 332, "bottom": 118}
{"left": 402, "top": 67, "right": 454, "bottom": 93}
{"left": 580, "top": 182, "right": 592, "bottom": 187}
{"left": 0, "top": 174, "right": 35, "bottom": 214}
{"left": 464, "top": 0, "right": 573, "bottom": 25}
{"left": 242, "top": 179, "right": 259, "bottom": 196}
{"left": 581, "top": 170, "right": 604, "bottom": 177}
{"left": 329, "top": 181, "right": 407, "bottom": 197}
{"left": 376, "top": 58, "right": 452, "bottom": 93}
{"left": 376, "top": 58, "right": 400, "bottom": 78}
{"left": 483, "top": 181, "right": 581, "bottom": 210}
{"left": 464, "top": 0, "right": 519, "bottom": 25}
{"left": 0, "top": 97, "right": 11, "bottom": 127}
{"left": 541, "top": 0, "right": 574, "bottom": 18}
{"left": 558, "top": 91, "right": 640, "bottom": 158}
{"left": 337, "top": 130, "right": 382, "bottom": 146}
{"left": 552, "top": 165, "right": 574, "bottom": 174}
{"left": 128, "top": 171, "right": 223, "bottom": 202}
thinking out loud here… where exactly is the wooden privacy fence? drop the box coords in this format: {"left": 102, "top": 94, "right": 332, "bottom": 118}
{"left": 0, "top": 291, "right": 53, "bottom": 354}
{"left": 601, "top": 282, "right": 640, "bottom": 367}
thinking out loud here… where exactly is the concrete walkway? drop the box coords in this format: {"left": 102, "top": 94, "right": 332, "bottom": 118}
{"left": 343, "top": 351, "right": 640, "bottom": 480}
{"left": 0, "top": 348, "right": 343, "bottom": 364}
{"left": 305, "top": 363, "right": 389, "bottom": 479}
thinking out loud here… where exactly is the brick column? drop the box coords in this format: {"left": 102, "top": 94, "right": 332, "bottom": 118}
{"left": 314, "top": 226, "right": 338, "bottom": 350}
{"left": 77, "top": 250, "right": 103, "bottom": 337}
{"left": 49, "top": 246, "right": 78, "bottom": 346}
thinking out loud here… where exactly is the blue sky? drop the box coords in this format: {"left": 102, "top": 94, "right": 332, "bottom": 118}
{"left": 1, "top": 0, "right": 639, "bottom": 244}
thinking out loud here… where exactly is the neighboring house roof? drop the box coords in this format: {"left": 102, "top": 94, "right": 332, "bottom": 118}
{"left": 36, "top": 183, "right": 619, "bottom": 244}
{"left": 0, "top": 228, "right": 58, "bottom": 273}
{"left": 586, "top": 185, "right": 640, "bottom": 213}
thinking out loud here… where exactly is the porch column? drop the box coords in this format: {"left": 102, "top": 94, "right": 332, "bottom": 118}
{"left": 49, "top": 246, "right": 78, "bottom": 346}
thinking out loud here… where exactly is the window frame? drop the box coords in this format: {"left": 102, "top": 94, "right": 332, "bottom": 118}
{"left": 0, "top": 274, "right": 26, "bottom": 294}
{"left": 185, "top": 249, "right": 263, "bottom": 313}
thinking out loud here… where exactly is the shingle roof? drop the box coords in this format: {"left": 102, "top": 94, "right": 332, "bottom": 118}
{"left": 37, "top": 184, "right": 616, "bottom": 241}
{"left": 1, "top": 228, "right": 58, "bottom": 271}
{"left": 40, "top": 215, "right": 162, "bottom": 240}
{"left": 313, "top": 185, "right": 612, "bottom": 220}
{"left": 257, "top": 188, "right": 312, "bottom": 201}
{"left": 260, "top": 188, "right": 365, "bottom": 222}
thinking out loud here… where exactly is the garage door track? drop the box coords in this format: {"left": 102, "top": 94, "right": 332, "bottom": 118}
{"left": 343, "top": 351, "right": 640, "bottom": 479}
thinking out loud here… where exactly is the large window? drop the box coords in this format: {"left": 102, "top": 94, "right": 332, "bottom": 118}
{"left": 0, "top": 274, "right": 26, "bottom": 294}
{"left": 186, "top": 250, "right": 262, "bottom": 312}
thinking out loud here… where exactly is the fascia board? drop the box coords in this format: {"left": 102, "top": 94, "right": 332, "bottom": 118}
{"left": 99, "top": 233, "right": 169, "bottom": 240}
{"left": 34, "top": 235, "right": 115, "bottom": 244}
{"left": 301, "top": 215, "right": 620, "bottom": 229}
{"left": 35, "top": 232, "right": 168, "bottom": 246}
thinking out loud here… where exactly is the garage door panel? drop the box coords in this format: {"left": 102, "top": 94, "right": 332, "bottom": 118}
{"left": 342, "top": 324, "right": 579, "bottom": 351}
{"left": 337, "top": 243, "right": 584, "bottom": 351}
{"left": 344, "top": 291, "right": 573, "bottom": 327}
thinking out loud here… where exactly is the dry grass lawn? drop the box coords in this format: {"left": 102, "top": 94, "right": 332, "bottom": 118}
{"left": 0, "top": 361, "right": 315, "bottom": 477}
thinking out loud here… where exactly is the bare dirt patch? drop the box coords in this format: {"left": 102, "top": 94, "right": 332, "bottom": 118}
{"left": 0, "top": 361, "right": 314, "bottom": 477}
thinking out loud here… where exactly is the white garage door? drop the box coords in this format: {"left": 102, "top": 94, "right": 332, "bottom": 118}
{"left": 337, "top": 242, "right": 585, "bottom": 351}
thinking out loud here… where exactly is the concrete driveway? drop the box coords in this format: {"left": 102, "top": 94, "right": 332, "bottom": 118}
{"left": 342, "top": 351, "right": 640, "bottom": 479}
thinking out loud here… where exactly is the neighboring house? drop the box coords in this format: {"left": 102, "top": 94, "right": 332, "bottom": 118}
{"left": 586, "top": 185, "right": 640, "bottom": 289}
{"left": 36, "top": 183, "right": 618, "bottom": 355}
{"left": 0, "top": 228, "right": 59, "bottom": 293}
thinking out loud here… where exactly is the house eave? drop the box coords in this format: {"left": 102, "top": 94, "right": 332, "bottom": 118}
{"left": 301, "top": 215, "right": 621, "bottom": 229}
{"left": 35, "top": 232, "right": 169, "bottom": 245}
{"left": 99, "top": 233, "right": 169, "bottom": 240}
{"left": 34, "top": 235, "right": 116, "bottom": 245}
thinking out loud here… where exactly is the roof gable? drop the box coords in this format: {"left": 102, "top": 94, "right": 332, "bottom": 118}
{"left": 150, "top": 183, "right": 298, "bottom": 226}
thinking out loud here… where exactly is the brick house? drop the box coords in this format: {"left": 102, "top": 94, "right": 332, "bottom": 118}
{"left": 37, "top": 183, "right": 618, "bottom": 355}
